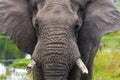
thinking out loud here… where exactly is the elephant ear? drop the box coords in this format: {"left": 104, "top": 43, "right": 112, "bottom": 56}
{"left": 78, "top": 0, "right": 120, "bottom": 55}
{"left": 0, "top": 0, "right": 37, "bottom": 54}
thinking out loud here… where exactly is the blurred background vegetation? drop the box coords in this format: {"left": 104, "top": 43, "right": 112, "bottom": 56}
{"left": 93, "top": 0, "right": 120, "bottom": 80}
{"left": 0, "top": 0, "right": 120, "bottom": 80}
{"left": 0, "top": 33, "right": 25, "bottom": 66}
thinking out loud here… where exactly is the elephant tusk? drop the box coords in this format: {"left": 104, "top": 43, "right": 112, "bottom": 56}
{"left": 26, "top": 59, "right": 36, "bottom": 74}
{"left": 76, "top": 58, "right": 88, "bottom": 74}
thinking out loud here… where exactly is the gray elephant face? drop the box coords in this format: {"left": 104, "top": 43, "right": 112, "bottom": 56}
{"left": 31, "top": 0, "right": 83, "bottom": 79}
{"left": 31, "top": 0, "right": 82, "bottom": 60}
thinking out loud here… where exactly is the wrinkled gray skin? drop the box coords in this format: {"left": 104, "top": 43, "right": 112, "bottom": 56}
{"left": 0, "top": 0, "right": 120, "bottom": 80}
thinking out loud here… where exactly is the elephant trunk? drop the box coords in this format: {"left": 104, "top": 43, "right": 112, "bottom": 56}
{"left": 40, "top": 25, "right": 74, "bottom": 80}
{"left": 43, "top": 56, "right": 68, "bottom": 80}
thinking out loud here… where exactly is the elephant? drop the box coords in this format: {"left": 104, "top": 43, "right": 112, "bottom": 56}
{"left": 0, "top": 0, "right": 120, "bottom": 80}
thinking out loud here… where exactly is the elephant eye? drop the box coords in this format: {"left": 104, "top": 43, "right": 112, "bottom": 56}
{"left": 34, "top": 20, "right": 39, "bottom": 35}
{"left": 74, "top": 21, "right": 80, "bottom": 39}
{"left": 32, "top": 4, "right": 38, "bottom": 13}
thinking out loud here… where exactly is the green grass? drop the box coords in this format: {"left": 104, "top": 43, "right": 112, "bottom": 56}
{"left": 0, "top": 75, "right": 6, "bottom": 80}
{"left": 93, "top": 50, "right": 120, "bottom": 80}
{"left": 11, "top": 59, "right": 30, "bottom": 69}
{"left": 93, "top": 2, "right": 120, "bottom": 79}
{"left": 100, "top": 30, "right": 120, "bottom": 50}
{"left": 116, "top": 0, "right": 120, "bottom": 9}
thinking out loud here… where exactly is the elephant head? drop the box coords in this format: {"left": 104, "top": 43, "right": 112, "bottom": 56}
{"left": 0, "top": 0, "right": 120, "bottom": 80}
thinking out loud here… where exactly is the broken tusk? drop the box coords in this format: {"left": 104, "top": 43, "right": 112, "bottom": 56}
{"left": 76, "top": 58, "right": 88, "bottom": 74}
{"left": 26, "top": 59, "right": 36, "bottom": 74}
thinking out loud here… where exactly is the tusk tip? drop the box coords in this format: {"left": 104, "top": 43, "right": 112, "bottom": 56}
{"left": 76, "top": 58, "right": 89, "bottom": 74}
{"left": 82, "top": 69, "right": 89, "bottom": 74}
{"left": 26, "top": 67, "right": 32, "bottom": 74}
{"left": 26, "top": 59, "right": 36, "bottom": 74}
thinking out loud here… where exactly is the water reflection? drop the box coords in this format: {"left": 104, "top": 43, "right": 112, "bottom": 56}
{"left": 0, "top": 64, "right": 32, "bottom": 80}
{"left": 0, "top": 63, "right": 6, "bottom": 75}
{"left": 6, "top": 68, "right": 30, "bottom": 80}
{"left": 0, "top": 54, "right": 32, "bottom": 80}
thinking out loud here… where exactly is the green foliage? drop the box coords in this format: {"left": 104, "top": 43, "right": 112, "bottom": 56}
{"left": 11, "top": 59, "right": 30, "bottom": 69}
{"left": 100, "top": 30, "right": 120, "bottom": 50}
{"left": 0, "top": 68, "right": 11, "bottom": 80}
{"left": 0, "top": 75, "right": 6, "bottom": 80}
{"left": 93, "top": 3, "right": 120, "bottom": 79}
{"left": 93, "top": 51, "right": 120, "bottom": 80}
{"left": 116, "top": 0, "right": 120, "bottom": 9}
{"left": 0, "top": 33, "right": 25, "bottom": 65}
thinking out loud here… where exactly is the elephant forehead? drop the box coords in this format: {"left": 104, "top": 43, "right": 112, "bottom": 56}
{"left": 45, "top": 0, "right": 70, "bottom": 4}
{"left": 40, "top": 15, "right": 76, "bottom": 27}
{"left": 36, "top": 4, "right": 77, "bottom": 26}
